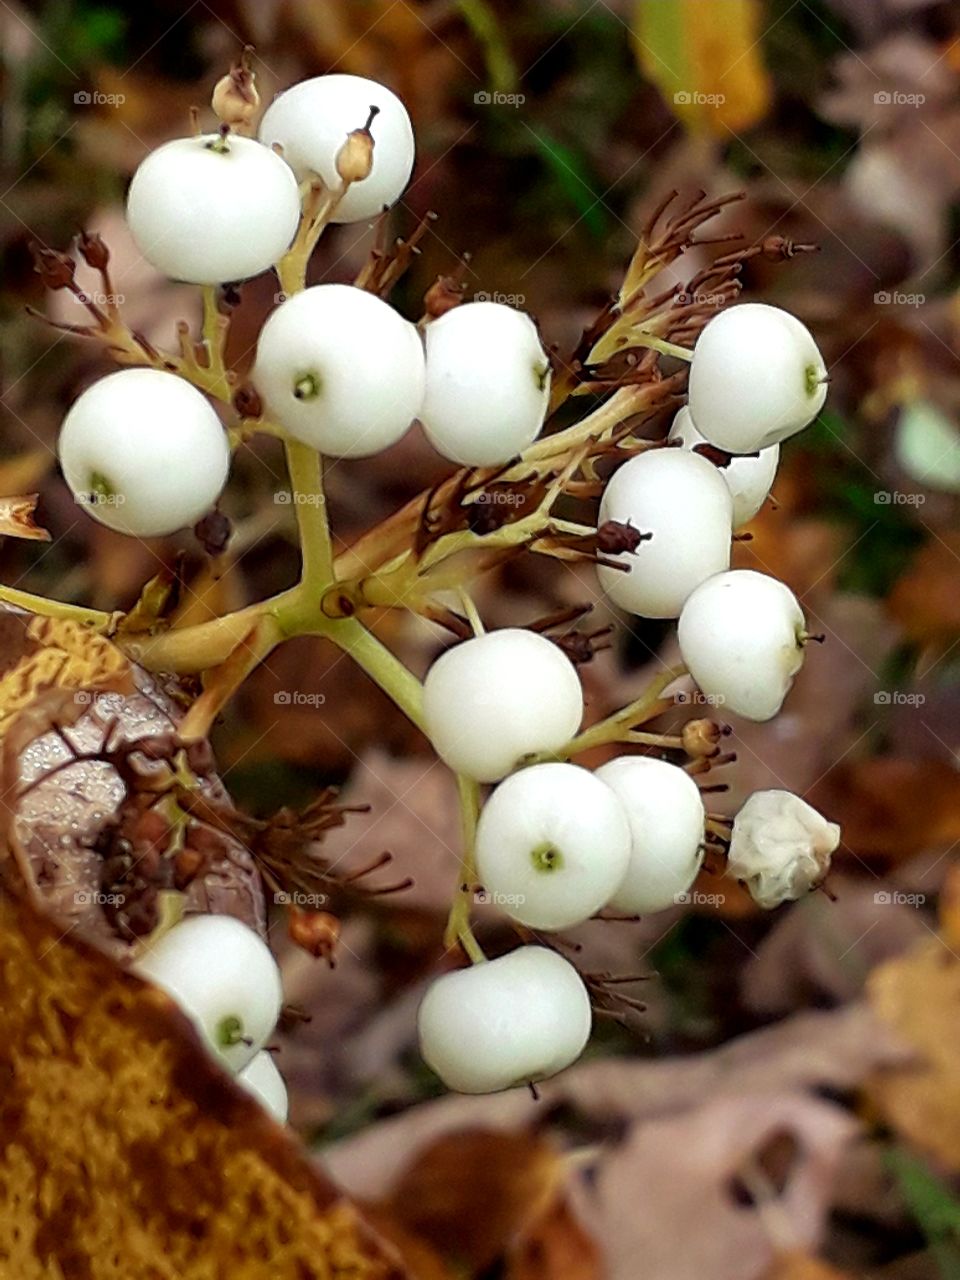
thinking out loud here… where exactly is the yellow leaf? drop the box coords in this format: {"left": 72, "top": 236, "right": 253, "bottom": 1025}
{"left": 631, "top": 0, "right": 772, "bottom": 137}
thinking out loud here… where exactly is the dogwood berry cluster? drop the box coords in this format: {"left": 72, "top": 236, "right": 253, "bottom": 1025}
{"left": 28, "top": 59, "right": 844, "bottom": 1105}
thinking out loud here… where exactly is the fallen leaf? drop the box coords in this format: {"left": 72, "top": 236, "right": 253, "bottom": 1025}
{"left": 764, "top": 1251, "right": 857, "bottom": 1279}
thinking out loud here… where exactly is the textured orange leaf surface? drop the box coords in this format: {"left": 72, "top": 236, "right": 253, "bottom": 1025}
{"left": 0, "top": 889, "right": 408, "bottom": 1278}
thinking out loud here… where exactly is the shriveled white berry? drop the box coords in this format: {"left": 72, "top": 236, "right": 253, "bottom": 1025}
{"left": 134, "top": 915, "right": 283, "bottom": 1073}
{"left": 423, "top": 629, "right": 583, "bottom": 783}
{"left": 596, "top": 757, "right": 705, "bottom": 913}
{"left": 417, "top": 946, "right": 591, "bottom": 1093}
{"left": 474, "top": 762, "right": 631, "bottom": 931}
{"left": 597, "top": 448, "right": 733, "bottom": 619}
{"left": 420, "top": 302, "right": 551, "bottom": 466}
{"left": 58, "top": 368, "right": 230, "bottom": 537}
{"left": 678, "top": 569, "right": 806, "bottom": 722}
{"left": 688, "top": 303, "right": 828, "bottom": 453}
{"left": 252, "top": 284, "right": 425, "bottom": 457}
{"left": 728, "top": 789, "right": 839, "bottom": 908}
{"left": 259, "top": 74, "right": 415, "bottom": 224}
{"left": 668, "top": 406, "right": 779, "bottom": 528}
{"left": 237, "top": 1051, "right": 289, "bottom": 1123}
{"left": 126, "top": 134, "right": 300, "bottom": 284}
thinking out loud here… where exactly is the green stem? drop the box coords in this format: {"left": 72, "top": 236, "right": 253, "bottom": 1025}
{"left": 0, "top": 585, "right": 115, "bottom": 630}
{"left": 327, "top": 617, "right": 426, "bottom": 732}
{"left": 284, "top": 441, "right": 334, "bottom": 594}
{"left": 444, "top": 774, "right": 485, "bottom": 963}
{"left": 630, "top": 334, "right": 694, "bottom": 362}
{"left": 554, "top": 664, "right": 687, "bottom": 758}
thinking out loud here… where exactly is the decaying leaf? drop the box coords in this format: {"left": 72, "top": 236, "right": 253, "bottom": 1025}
{"left": 0, "top": 888, "right": 408, "bottom": 1278}
{"left": 867, "top": 938, "right": 960, "bottom": 1170}
{"left": 0, "top": 492, "right": 50, "bottom": 541}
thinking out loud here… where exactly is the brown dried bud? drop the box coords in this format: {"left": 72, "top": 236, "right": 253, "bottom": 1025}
{"left": 336, "top": 105, "right": 379, "bottom": 186}
{"left": 596, "top": 519, "right": 649, "bottom": 555}
{"left": 424, "top": 274, "right": 464, "bottom": 319}
{"left": 30, "top": 242, "right": 76, "bottom": 291}
{"left": 233, "top": 382, "right": 263, "bottom": 419}
{"left": 194, "top": 508, "right": 232, "bottom": 557}
{"left": 173, "top": 846, "right": 205, "bottom": 891}
{"left": 682, "top": 717, "right": 724, "bottom": 758}
{"left": 760, "top": 235, "right": 818, "bottom": 261}
{"left": 77, "top": 229, "right": 110, "bottom": 271}
{"left": 288, "top": 907, "right": 340, "bottom": 966}
{"left": 212, "top": 45, "right": 260, "bottom": 132}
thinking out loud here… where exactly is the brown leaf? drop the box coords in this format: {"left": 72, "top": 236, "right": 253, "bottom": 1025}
{"left": 506, "top": 1196, "right": 603, "bottom": 1280}
{"left": 888, "top": 533, "right": 960, "bottom": 647}
{"left": 764, "top": 1251, "right": 858, "bottom": 1280}
{"left": 867, "top": 938, "right": 960, "bottom": 1170}
{"left": 0, "top": 888, "right": 407, "bottom": 1277}
{"left": 0, "top": 493, "right": 50, "bottom": 541}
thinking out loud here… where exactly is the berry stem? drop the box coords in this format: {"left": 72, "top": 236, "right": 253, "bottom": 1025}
{"left": 443, "top": 773, "right": 485, "bottom": 964}
{"left": 284, "top": 440, "right": 334, "bottom": 592}
{"left": 548, "top": 663, "right": 687, "bottom": 758}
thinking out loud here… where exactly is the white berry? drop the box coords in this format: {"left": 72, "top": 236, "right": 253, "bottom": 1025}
{"left": 423, "top": 629, "right": 583, "bottom": 783}
{"left": 728, "top": 790, "right": 840, "bottom": 909}
{"left": 597, "top": 448, "right": 733, "bottom": 619}
{"left": 126, "top": 134, "right": 301, "bottom": 284}
{"left": 417, "top": 946, "right": 591, "bottom": 1093}
{"left": 474, "top": 762, "right": 631, "bottom": 931}
{"left": 237, "top": 1051, "right": 289, "bottom": 1123}
{"left": 668, "top": 406, "right": 779, "bottom": 528}
{"left": 58, "top": 368, "right": 230, "bottom": 537}
{"left": 420, "top": 302, "right": 551, "bottom": 466}
{"left": 678, "top": 569, "right": 806, "bottom": 721}
{"left": 134, "top": 915, "right": 283, "bottom": 1073}
{"left": 252, "top": 284, "right": 425, "bottom": 457}
{"left": 688, "top": 303, "right": 828, "bottom": 453}
{"left": 259, "top": 74, "right": 415, "bottom": 224}
{"left": 596, "top": 757, "right": 705, "bottom": 914}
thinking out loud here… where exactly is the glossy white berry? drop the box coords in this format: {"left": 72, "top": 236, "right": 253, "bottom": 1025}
{"left": 417, "top": 946, "right": 591, "bottom": 1093}
{"left": 58, "top": 368, "right": 230, "bottom": 537}
{"left": 596, "top": 757, "right": 705, "bottom": 914}
{"left": 678, "top": 569, "right": 806, "bottom": 722}
{"left": 423, "top": 629, "right": 583, "bottom": 783}
{"left": 728, "top": 790, "right": 840, "bottom": 909}
{"left": 134, "top": 915, "right": 283, "bottom": 1073}
{"left": 420, "top": 302, "right": 551, "bottom": 466}
{"left": 259, "top": 74, "right": 415, "bottom": 224}
{"left": 237, "top": 1051, "right": 289, "bottom": 1123}
{"left": 688, "top": 303, "right": 828, "bottom": 453}
{"left": 126, "top": 134, "right": 300, "bottom": 284}
{"left": 474, "top": 762, "right": 631, "bottom": 931}
{"left": 253, "top": 284, "right": 425, "bottom": 457}
{"left": 668, "top": 406, "right": 779, "bottom": 528}
{"left": 597, "top": 448, "right": 733, "bottom": 619}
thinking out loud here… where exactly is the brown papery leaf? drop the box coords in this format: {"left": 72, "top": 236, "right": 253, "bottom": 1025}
{"left": 0, "top": 492, "right": 50, "bottom": 541}
{"left": 0, "top": 888, "right": 409, "bottom": 1278}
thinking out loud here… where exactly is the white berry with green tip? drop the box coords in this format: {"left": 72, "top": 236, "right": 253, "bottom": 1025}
{"left": 126, "top": 134, "right": 301, "bottom": 284}
{"left": 58, "top": 368, "right": 230, "bottom": 537}
{"left": 597, "top": 756, "right": 706, "bottom": 913}
{"left": 598, "top": 448, "right": 733, "bottom": 619}
{"left": 134, "top": 915, "right": 283, "bottom": 1073}
{"left": 678, "top": 569, "right": 807, "bottom": 722}
{"left": 253, "top": 283, "right": 425, "bottom": 457}
{"left": 259, "top": 74, "right": 415, "bottom": 223}
{"left": 417, "top": 946, "right": 591, "bottom": 1093}
{"left": 474, "top": 762, "right": 631, "bottom": 931}
{"left": 420, "top": 302, "right": 551, "bottom": 466}
{"left": 669, "top": 406, "right": 779, "bottom": 528}
{"left": 688, "top": 303, "right": 828, "bottom": 453}
{"left": 423, "top": 629, "right": 583, "bottom": 783}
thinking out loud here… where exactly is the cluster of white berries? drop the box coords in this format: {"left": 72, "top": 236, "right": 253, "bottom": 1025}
{"left": 58, "top": 72, "right": 554, "bottom": 532}
{"left": 134, "top": 914, "right": 288, "bottom": 1122}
